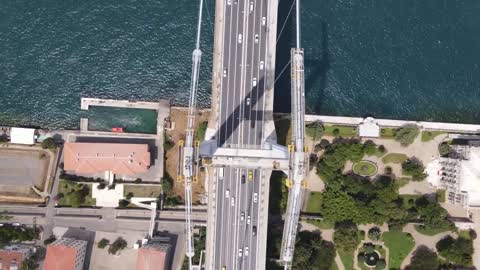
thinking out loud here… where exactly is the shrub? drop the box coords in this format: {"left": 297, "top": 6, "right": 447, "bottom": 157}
{"left": 363, "top": 140, "right": 377, "bottom": 156}
{"left": 469, "top": 229, "right": 477, "bottom": 240}
{"left": 97, "top": 182, "right": 106, "bottom": 190}
{"left": 315, "top": 139, "right": 330, "bottom": 152}
{"left": 97, "top": 238, "right": 110, "bottom": 249}
{"left": 332, "top": 128, "right": 340, "bottom": 136}
{"left": 438, "top": 142, "right": 451, "bottom": 157}
{"left": 118, "top": 199, "right": 130, "bottom": 208}
{"left": 134, "top": 178, "right": 142, "bottom": 184}
{"left": 364, "top": 243, "right": 375, "bottom": 253}
{"left": 41, "top": 137, "right": 56, "bottom": 150}
{"left": 368, "top": 227, "right": 381, "bottom": 241}
{"left": 126, "top": 192, "right": 134, "bottom": 200}
{"left": 407, "top": 246, "right": 439, "bottom": 270}
{"left": 305, "top": 121, "right": 324, "bottom": 140}
{"left": 378, "top": 145, "right": 386, "bottom": 153}
{"left": 393, "top": 124, "right": 419, "bottom": 146}
{"left": 376, "top": 259, "right": 386, "bottom": 270}
{"left": 44, "top": 235, "right": 56, "bottom": 245}
{"left": 384, "top": 166, "right": 393, "bottom": 175}
{"left": 333, "top": 222, "right": 360, "bottom": 252}
{"left": 108, "top": 237, "right": 127, "bottom": 255}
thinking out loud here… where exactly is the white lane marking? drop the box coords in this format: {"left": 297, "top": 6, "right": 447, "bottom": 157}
{"left": 260, "top": 0, "right": 269, "bottom": 147}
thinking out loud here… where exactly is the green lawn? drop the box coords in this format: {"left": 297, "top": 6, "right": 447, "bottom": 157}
{"left": 382, "top": 231, "right": 415, "bottom": 269}
{"left": 380, "top": 128, "right": 395, "bottom": 138}
{"left": 57, "top": 180, "right": 96, "bottom": 207}
{"left": 395, "top": 177, "right": 411, "bottom": 188}
{"left": 305, "top": 219, "right": 335, "bottom": 230}
{"left": 421, "top": 130, "right": 445, "bottom": 142}
{"left": 305, "top": 122, "right": 324, "bottom": 140}
{"left": 330, "top": 261, "right": 339, "bottom": 270}
{"left": 324, "top": 125, "right": 357, "bottom": 137}
{"left": 338, "top": 250, "right": 354, "bottom": 270}
{"left": 414, "top": 225, "right": 452, "bottom": 236}
{"left": 382, "top": 153, "right": 408, "bottom": 164}
{"left": 124, "top": 185, "right": 162, "bottom": 198}
{"left": 352, "top": 161, "right": 377, "bottom": 176}
{"left": 305, "top": 192, "right": 323, "bottom": 213}
{"left": 436, "top": 189, "right": 446, "bottom": 203}
{"left": 195, "top": 121, "right": 208, "bottom": 141}
{"left": 458, "top": 230, "right": 472, "bottom": 240}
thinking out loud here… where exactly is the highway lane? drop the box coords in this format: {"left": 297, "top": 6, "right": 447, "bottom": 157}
{"left": 212, "top": 0, "right": 269, "bottom": 269}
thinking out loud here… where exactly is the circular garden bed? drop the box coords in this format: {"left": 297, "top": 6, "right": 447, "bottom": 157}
{"left": 353, "top": 160, "right": 378, "bottom": 176}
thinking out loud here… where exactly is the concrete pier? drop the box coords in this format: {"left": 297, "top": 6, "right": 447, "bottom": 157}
{"left": 305, "top": 114, "right": 480, "bottom": 134}
{"left": 81, "top": 98, "right": 168, "bottom": 111}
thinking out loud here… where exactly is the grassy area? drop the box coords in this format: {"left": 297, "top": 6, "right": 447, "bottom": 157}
{"left": 330, "top": 261, "right": 339, "bottom": 270}
{"left": 324, "top": 125, "right": 357, "bottom": 137}
{"left": 352, "top": 161, "right": 377, "bottom": 176}
{"left": 414, "top": 225, "right": 452, "bottom": 236}
{"left": 382, "top": 153, "right": 408, "bottom": 164}
{"left": 195, "top": 121, "right": 208, "bottom": 141}
{"left": 305, "top": 122, "right": 324, "bottom": 140}
{"left": 436, "top": 189, "right": 446, "bottom": 203}
{"left": 338, "top": 249, "right": 354, "bottom": 270}
{"left": 305, "top": 192, "right": 323, "bottom": 213}
{"left": 382, "top": 231, "right": 415, "bottom": 269}
{"left": 305, "top": 219, "right": 335, "bottom": 230}
{"left": 380, "top": 128, "right": 395, "bottom": 138}
{"left": 57, "top": 180, "right": 96, "bottom": 207}
{"left": 421, "top": 130, "right": 445, "bottom": 142}
{"left": 124, "top": 185, "right": 161, "bottom": 198}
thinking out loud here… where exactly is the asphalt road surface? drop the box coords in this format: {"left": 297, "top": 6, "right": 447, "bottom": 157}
{"left": 213, "top": 0, "right": 269, "bottom": 269}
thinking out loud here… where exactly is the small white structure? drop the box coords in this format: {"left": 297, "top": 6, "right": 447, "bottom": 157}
{"left": 358, "top": 117, "right": 380, "bottom": 138}
{"left": 92, "top": 183, "right": 125, "bottom": 207}
{"left": 10, "top": 127, "right": 35, "bottom": 145}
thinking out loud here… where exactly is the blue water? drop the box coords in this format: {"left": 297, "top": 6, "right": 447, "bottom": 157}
{"left": 1, "top": 0, "right": 480, "bottom": 129}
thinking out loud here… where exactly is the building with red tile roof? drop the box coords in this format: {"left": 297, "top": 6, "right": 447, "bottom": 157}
{"left": 136, "top": 238, "right": 171, "bottom": 270}
{"left": 63, "top": 142, "right": 150, "bottom": 175}
{"left": 44, "top": 238, "right": 87, "bottom": 270}
{"left": 0, "top": 245, "right": 34, "bottom": 270}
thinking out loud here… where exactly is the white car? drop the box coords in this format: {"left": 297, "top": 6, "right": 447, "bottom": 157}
{"left": 238, "top": 34, "right": 242, "bottom": 44}
{"left": 223, "top": 68, "right": 227, "bottom": 77}
{"left": 240, "top": 212, "right": 245, "bottom": 221}
{"left": 245, "top": 247, "right": 249, "bottom": 256}
{"left": 239, "top": 248, "right": 243, "bottom": 257}
{"left": 262, "top": 16, "right": 266, "bottom": 26}
{"left": 227, "top": 0, "right": 232, "bottom": 5}
{"left": 259, "top": 61, "right": 264, "bottom": 70}
{"left": 247, "top": 215, "right": 251, "bottom": 224}
{"left": 252, "top": 78, "right": 257, "bottom": 87}
{"left": 246, "top": 97, "right": 251, "bottom": 106}
{"left": 254, "top": 34, "right": 259, "bottom": 43}
{"left": 249, "top": 2, "right": 254, "bottom": 12}
{"left": 225, "top": 189, "right": 230, "bottom": 198}
{"left": 253, "top": 192, "right": 258, "bottom": 203}
{"left": 231, "top": 197, "right": 235, "bottom": 206}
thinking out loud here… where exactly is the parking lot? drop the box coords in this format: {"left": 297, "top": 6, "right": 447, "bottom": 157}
{"left": 0, "top": 148, "right": 50, "bottom": 193}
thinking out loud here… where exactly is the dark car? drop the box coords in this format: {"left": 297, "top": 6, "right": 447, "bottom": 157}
{"left": 241, "top": 174, "right": 246, "bottom": 184}
{"left": 252, "top": 226, "right": 257, "bottom": 236}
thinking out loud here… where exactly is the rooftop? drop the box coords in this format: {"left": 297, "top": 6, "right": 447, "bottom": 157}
{"left": 44, "top": 245, "right": 77, "bottom": 270}
{"left": 64, "top": 142, "right": 150, "bottom": 175}
{"left": 136, "top": 241, "right": 170, "bottom": 270}
{"left": 0, "top": 249, "right": 24, "bottom": 270}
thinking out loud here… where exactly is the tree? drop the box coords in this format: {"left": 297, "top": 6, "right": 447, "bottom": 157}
{"left": 43, "top": 235, "right": 56, "bottom": 245}
{"left": 407, "top": 246, "right": 439, "bottom": 270}
{"left": 363, "top": 140, "right": 377, "bottom": 156}
{"left": 97, "top": 238, "right": 110, "bottom": 249}
{"left": 402, "top": 158, "right": 427, "bottom": 181}
{"left": 70, "top": 189, "right": 87, "bottom": 208}
{"left": 41, "top": 137, "right": 56, "bottom": 150}
{"left": 292, "top": 231, "right": 336, "bottom": 270}
{"left": 22, "top": 257, "right": 39, "bottom": 270}
{"left": 97, "top": 182, "right": 106, "bottom": 190}
{"left": 368, "top": 227, "right": 381, "bottom": 241}
{"left": 438, "top": 142, "right": 451, "bottom": 157}
{"left": 314, "top": 139, "right": 330, "bottom": 152}
{"left": 332, "top": 128, "right": 340, "bottom": 136}
{"left": 436, "top": 236, "right": 473, "bottom": 266}
{"left": 134, "top": 178, "right": 142, "bottom": 183}
{"left": 108, "top": 237, "right": 127, "bottom": 255}
{"left": 126, "top": 192, "right": 134, "bottom": 200}
{"left": 378, "top": 145, "right": 386, "bottom": 154}
{"left": 416, "top": 197, "right": 453, "bottom": 231}
{"left": 333, "top": 222, "right": 360, "bottom": 252}
{"left": 394, "top": 124, "right": 419, "bottom": 146}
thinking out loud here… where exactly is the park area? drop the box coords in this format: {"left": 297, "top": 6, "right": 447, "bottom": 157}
{"left": 57, "top": 180, "right": 96, "bottom": 207}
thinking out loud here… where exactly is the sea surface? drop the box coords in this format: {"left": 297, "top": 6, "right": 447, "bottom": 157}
{"left": 1, "top": 0, "right": 480, "bottom": 130}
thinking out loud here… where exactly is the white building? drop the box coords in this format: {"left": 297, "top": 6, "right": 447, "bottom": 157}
{"left": 358, "top": 117, "right": 380, "bottom": 138}
{"left": 10, "top": 127, "right": 35, "bottom": 145}
{"left": 431, "top": 142, "right": 480, "bottom": 208}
